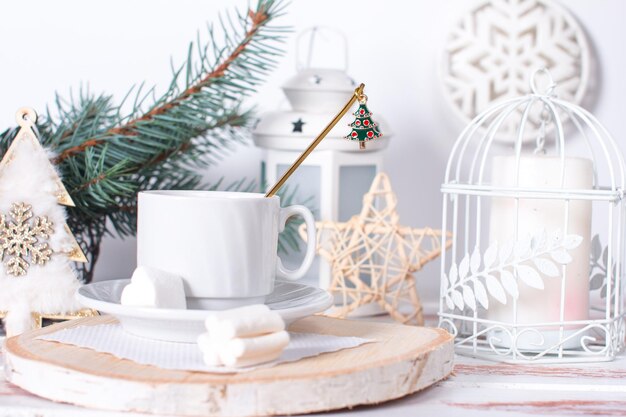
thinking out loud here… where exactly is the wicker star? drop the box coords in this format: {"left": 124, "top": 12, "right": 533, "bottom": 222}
{"left": 300, "top": 173, "right": 450, "bottom": 325}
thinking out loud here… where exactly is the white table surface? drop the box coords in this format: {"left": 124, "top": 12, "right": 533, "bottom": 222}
{"left": 2, "top": 320, "right": 626, "bottom": 417}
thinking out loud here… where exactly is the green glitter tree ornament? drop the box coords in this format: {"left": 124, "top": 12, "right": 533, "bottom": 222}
{"left": 345, "top": 97, "right": 382, "bottom": 149}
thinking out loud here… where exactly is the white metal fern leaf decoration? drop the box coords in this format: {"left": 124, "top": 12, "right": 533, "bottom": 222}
{"left": 443, "top": 230, "right": 582, "bottom": 311}
{"left": 589, "top": 234, "right": 617, "bottom": 299}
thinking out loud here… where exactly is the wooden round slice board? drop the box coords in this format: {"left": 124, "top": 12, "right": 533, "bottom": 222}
{"left": 4, "top": 315, "right": 454, "bottom": 417}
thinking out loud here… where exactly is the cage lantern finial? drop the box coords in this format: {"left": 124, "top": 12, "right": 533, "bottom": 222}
{"left": 530, "top": 68, "right": 558, "bottom": 155}
{"left": 530, "top": 68, "right": 558, "bottom": 97}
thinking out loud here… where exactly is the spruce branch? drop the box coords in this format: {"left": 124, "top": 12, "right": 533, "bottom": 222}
{"left": 0, "top": 0, "right": 293, "bottom": 282}
{"left": 53, "top": 3, "right": 280, "bottom": 164}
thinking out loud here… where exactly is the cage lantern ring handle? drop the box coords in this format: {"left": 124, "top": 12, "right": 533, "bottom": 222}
{"left": 530, "top": 68, "right": 557, "bottom": 154}
{"left": 530, "top": 68, "right": 557, "bottom": 97}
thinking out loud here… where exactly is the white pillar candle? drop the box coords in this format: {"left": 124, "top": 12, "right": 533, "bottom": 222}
{"left": 488, "top": 155, "right": 592, "bottom": 349}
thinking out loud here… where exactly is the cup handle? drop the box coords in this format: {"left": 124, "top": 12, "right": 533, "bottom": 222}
{"left": 276, "top": 205, "right": 316, "bottom": 280}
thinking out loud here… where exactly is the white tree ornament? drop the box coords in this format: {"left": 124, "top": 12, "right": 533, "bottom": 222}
{"left": 0, "top": 108, "right": 89, "bottom": 335}
{"left": 441, "top": 0, "right": 590, "bottom": 141}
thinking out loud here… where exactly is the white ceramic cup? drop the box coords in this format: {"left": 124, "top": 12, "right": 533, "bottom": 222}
{"left": 137, "top": 191, "right": 316, "bottom": 309}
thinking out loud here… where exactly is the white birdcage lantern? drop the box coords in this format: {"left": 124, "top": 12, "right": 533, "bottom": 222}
{"left": 253, "top": 27, "right": 391, "bottom": 287}
{"left": 438, "top": 68, "right": 626, "bottom": 363}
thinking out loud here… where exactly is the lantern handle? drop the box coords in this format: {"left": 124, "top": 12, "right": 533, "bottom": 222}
{"left": 295, "top": 26, "right": 349, "bottom": 72}
{"left": 265, "top": 83, "right": 365, "bottom": 198}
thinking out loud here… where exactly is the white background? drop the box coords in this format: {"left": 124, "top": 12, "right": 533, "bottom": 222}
{"left": 0, "top": 0, "right": 624, "bottom": 304}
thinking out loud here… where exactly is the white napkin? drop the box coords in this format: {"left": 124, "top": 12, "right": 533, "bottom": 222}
{"left": 37, "top": 324, "right": 372, "bottom": 373}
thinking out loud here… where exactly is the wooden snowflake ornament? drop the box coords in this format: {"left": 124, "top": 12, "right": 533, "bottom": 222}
{"left": 441, "top": 0, "right": 590, "bottom": 141}
{"left": 300, "top": 173, "right": 450, "bottom": 325}
{"left": 0, "top": 108, "right": 91, "bottom": 335}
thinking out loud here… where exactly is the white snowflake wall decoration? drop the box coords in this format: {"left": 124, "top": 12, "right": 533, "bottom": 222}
{"left": 441, "top": 0, "right": 590, "bottom": 141}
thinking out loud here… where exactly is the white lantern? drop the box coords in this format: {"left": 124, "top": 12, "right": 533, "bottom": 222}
{"left": 438, "top": 69, "right": 626, "bottom": 363}
{"left": 253, "top": 31, "right": 391, "bottom": 287}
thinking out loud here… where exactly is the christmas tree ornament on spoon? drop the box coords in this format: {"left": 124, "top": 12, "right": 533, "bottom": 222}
{"left": 345, "top": 93, "right": 383, "bottom": 150}
{"left": 265, "top": 83, "right": 379, "bottom": 197}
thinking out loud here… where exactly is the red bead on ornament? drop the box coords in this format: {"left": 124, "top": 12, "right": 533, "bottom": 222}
{"left": 359, "top": 109, "right": 365, "bottom": 115}
{"left": 367, "top": 131, "right": 374, "bottom": 138}
{"left": 355, "top": 120, "right": 361, "bottom": 126}
{"left": 364, "top": 120, "right": 370, "bottom": 126}
{"left": 352, "top": 131, "right": 358, "bottom": 138}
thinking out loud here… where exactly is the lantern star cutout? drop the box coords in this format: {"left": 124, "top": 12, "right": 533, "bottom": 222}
{"left": 292, "top": 118, "right": 306, "bottom": 133}
{"left": 300, "top": 173, "right": 450, "bottom": 325}
{"left": 309, "top": 74, "right": 322, "bottom": 85}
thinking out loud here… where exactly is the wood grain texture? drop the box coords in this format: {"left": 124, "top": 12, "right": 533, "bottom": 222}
{"left": 447, "top": 399, "right": 626, "bottom": 416}
{"left": 3, "top": 315, "right": 454, "bottom": 417}
{"left": 4, "top": 346, "right": 626, "bottom": 416}
{"left": 4, "top": 313, "right": 624, "bottom": 417}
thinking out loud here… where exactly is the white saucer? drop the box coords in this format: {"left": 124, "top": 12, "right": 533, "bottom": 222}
{"left": 77, "top": 279, "right": 333, "bottom": 343}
